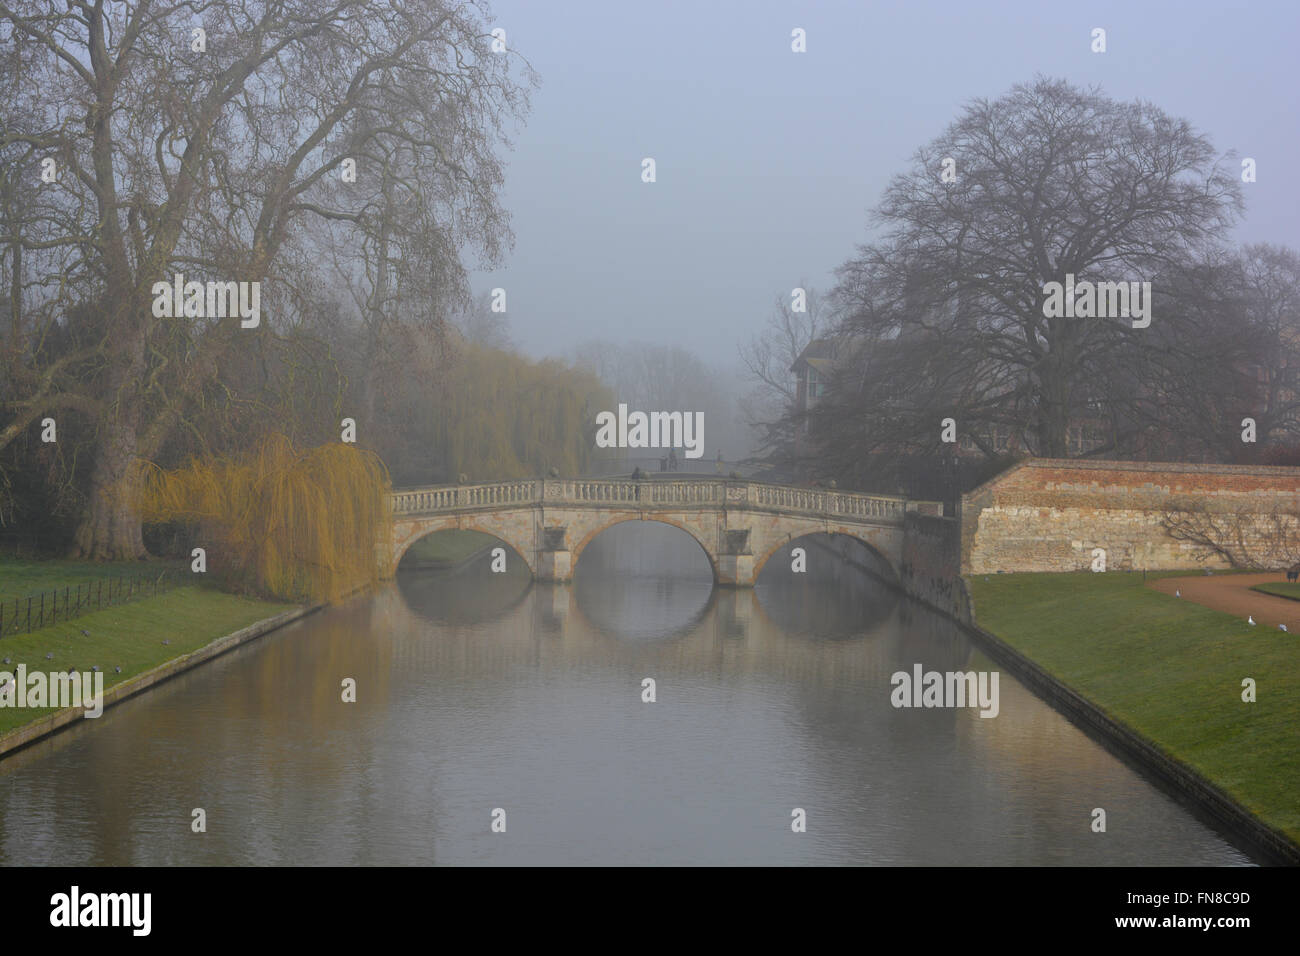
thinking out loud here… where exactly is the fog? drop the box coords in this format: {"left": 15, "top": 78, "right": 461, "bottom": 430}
{"left": 470, "top": 0, "right": 1299, "bottom": 371}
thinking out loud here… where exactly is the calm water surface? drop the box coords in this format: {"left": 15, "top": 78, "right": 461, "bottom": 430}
{"left": 0, "top": 524, "right": 1252, "bottom": 865}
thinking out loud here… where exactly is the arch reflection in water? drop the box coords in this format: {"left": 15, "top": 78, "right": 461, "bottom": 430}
{"left": 573, "top": 520, "right": 714, "bottom": 641}
{"left": 755, "top": 533, "right": 898, "bottom": 641}
{"left": 396, "top": 543, "right": 532, "bottom": 626}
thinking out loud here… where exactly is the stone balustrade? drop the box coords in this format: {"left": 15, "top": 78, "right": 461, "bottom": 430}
{"left": 391, "top": 477, "right": 919, "bottom": 524}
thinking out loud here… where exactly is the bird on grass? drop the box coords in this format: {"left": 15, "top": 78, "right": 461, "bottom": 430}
{"left": 45, "top": 652, "right": 53, "bottom": 660}
{"left": 114, "top": 666, "right": 121, "bottom": 674}
{"left": 2, "top": 657, "right": 9, "bottom": 665}
{"left": 1280, "top": 624, "right": 1290, "bottom": 632}
{"left": 1175, "top": 589, "right": 1181, "bottom": 597}
{"left": 1248, "top": 616, "right": 1256, "bottom": 626}
{"left": 80, "top": 629, "right": 89, "bottom": 637}
{"left": 161, "top": 639, "right": 170, "bottom": 646}
{"left": 91, "top": 665, "right": 99, "bottom": 673}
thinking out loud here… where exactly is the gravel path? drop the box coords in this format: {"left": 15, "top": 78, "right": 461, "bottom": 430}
{"left": 1149, "top": 572, "right": 1300, "bottom": 630}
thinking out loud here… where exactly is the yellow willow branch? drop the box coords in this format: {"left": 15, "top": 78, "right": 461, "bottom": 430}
{"left": 133, "top": 433, "right": 392, "bottom": 603}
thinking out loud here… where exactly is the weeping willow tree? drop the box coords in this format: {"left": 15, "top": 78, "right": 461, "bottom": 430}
{"left": 135, "top": 434, "right": 393, "bottom": 604}
{"left": 433, "top": 345, "right": 611, "bottom": 479}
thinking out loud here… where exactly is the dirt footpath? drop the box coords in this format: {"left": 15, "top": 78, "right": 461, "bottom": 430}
{"left": 1149, "top": 572, "right": 1300, "bottom": 630}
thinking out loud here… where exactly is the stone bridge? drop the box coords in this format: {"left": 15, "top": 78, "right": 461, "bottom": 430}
{"left": 387, "top": 477, "right": 943, "bottom": 586}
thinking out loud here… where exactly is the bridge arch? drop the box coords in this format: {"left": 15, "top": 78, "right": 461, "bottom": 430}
{"left": 571, "top": 516, "right": 719, "bottom": 583}
{"left": 392, "top": 514, "right": 538, "bottom": 576}
{"left": 752, "top": 530, "right": 898, "bottom": 585}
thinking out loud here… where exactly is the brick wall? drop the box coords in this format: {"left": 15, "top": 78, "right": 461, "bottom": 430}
{"left": 960, "top": 459, "right": 1300, "bottom": 573}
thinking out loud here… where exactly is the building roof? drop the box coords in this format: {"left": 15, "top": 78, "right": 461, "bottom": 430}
{"left": 790, "top": 338, "right": 839, "bottom": 372}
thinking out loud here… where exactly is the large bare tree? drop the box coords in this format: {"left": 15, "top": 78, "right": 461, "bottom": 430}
{"left": 818, "top": 77, "right": 1243, "bottom": 473}
{"left": 1, "top": 0, "right": 533, "bottom": 557}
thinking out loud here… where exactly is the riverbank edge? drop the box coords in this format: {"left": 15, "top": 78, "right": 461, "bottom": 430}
{"left": 807, "top": 541, "right": 1299, "bottom": 863}
{"left": 952, "top": 579, "right": 1298, "bottom": 865}
{"left": 0, "top": 602, "right": 322, "bottom": 762}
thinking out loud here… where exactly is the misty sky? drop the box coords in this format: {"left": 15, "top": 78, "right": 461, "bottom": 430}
{"left": 470, "top": 0, "right": 1300, "bottom": 365}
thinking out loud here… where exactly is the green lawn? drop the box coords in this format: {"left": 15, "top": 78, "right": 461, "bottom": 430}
{"left": 0, "top": 556, "right": 187, "bottom": 604}
{"left": 1251, "top": 582, "right": 1300, "bottom": 602}
{"left": 401, "top": 529, "right": 496, "bottom": 566}
{"left": 968, "top": 571, "right": 1300, "bottom": 844}
{"left": 0, "top": 585, "right": 288, "bottom": 737}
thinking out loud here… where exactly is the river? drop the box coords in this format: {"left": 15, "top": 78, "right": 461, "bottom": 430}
{"left": 0, "top": 523, "right": 1251, "bottom": 865}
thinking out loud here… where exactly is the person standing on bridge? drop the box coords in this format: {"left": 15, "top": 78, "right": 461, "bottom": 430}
{"left": 668, "top": 448, "right": 678, "bottom": 472}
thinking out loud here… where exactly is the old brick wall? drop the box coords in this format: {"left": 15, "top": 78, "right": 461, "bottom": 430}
{"left": 961, "top": 459, "right": 1300, "bottom": 573}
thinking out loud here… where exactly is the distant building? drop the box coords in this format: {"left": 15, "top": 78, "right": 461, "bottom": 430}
{"left": 789, "top": 338, "right": 847, "bottom": 463}
{"left": 790, "top": 338, "right": 837, "bottom": 415}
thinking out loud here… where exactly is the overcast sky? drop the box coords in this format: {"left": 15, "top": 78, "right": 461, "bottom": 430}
{"left": 470, "top": 0, "right": 1300, "bottom": 364}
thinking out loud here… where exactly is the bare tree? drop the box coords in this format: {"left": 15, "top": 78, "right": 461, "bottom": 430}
{"left": 739, "top": 282, "right": 824, "bottom": 423}
{"left": 1161, "top": 497, "right": 1300, "bottom": 569}
{"left": 0, "top": 0, "right": 534, "bottom": 557}
{"left": 1237, "top": 244, "right": 1300, "bottom": 447}
{"left": 451, "top": 289, "right": 513, "bottom": 350}
{"left": 821, "top": 77, "right": 1243, "bottom": 476}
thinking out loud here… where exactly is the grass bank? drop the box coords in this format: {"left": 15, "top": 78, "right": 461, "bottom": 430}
{"left": 1251, "top": 582, "right": 1300, "bottom": 602}
{"left": 967, "top": 571, "right": 1300, "bottom": 845}
{"left": 1, "top": 557, "right": 187, "bottom": 604}
{"left": 0, "top": 580, "right": 288, "bottom": 738}
{"left": 400, "top": 529, "right": 496, "bottom": 567}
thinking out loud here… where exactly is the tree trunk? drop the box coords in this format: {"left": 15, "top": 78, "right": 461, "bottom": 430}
{"left": 70, "top": 382, "right": 148, "bottom": 561}
{"left": 1038, "top": 405, "right": 1069, "bottom": 458}
{"left": 70, "top": 417, "right": 148, "bottom": 560}
{"left": 1035, "top": 338, "right": 1072, "bottom": 458}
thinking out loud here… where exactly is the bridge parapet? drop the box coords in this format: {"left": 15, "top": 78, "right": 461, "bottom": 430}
{"left": 392, "top": 480, "right": 540, "bottom": 514}
{"left": 391, "top": 477, "right": 935, "bottom": 525}
{"left": 555, "top": 478, "right": 727, "bottom": 506}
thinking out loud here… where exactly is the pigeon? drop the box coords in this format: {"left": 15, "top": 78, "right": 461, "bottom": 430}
{"left": 2, "top": 657, "right": 9, "bottom": 665}
{"left": 1248, "top": 616, "right": 1256, "bottom": 626}
{"left": 91, "top": 665, "right": 99, "bottom": 672}
{"left": 45, "top": 652, "right": 53, "bottom": 660}
{"left": 113, "top": 666, "right": 122, "bottom": 674}
{"left": 1280, "top": 624, "right": 1289, "bottom": 632}
{"left": 161, "top": 639, "right": 170, "bottom": 646}
{"left": 80, "top": 629, "right": 89, "bottom": 637}
{"left": 1175, "top": 589, "right": 1181, "bottom": 597}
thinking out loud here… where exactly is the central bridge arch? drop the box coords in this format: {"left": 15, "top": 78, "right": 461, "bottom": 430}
{"left": 571, "top": 516, "right": 719, "bottom": 581}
